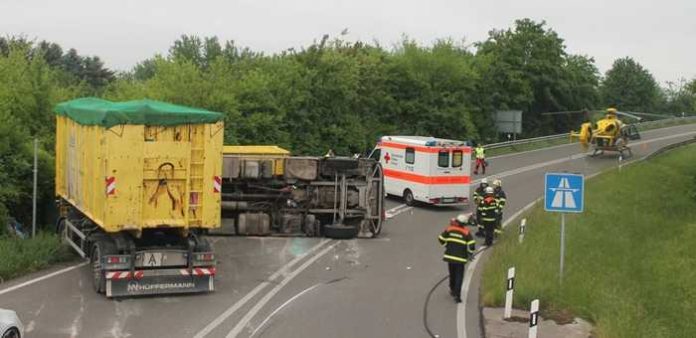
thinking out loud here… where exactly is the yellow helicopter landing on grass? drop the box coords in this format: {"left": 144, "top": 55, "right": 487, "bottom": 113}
{"left": 569, "top": 108, "right": 642, "bottom": 158}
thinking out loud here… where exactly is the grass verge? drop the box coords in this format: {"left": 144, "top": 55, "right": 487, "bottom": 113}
{"left": 0, "top": 232, "right": 75, "bottom": 283}
{"left": 481, "top": 143, "right": 696, "bottom": 338}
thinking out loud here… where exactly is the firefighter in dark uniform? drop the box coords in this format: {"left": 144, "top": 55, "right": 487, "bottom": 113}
{"left": 477, "top": 186, "right": 499, "bottom": 246}
{"left": 473, "top": 177, "right": 488, "bottom": 204}
{"left": 492, "top": 179, "right": 506, "bottom": 237}
{"left": 472, "top": 178, "right": 489, "bottom": 237}
{"left": 438, "top": 214, "right": 476, "bottom": 303}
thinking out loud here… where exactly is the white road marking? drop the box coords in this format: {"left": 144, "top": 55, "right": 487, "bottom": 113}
{"left": 385, "top": 204, "right": 411, "bottom": 219}
{"left": 193, "top": 239, "right": 332, "bottom": 338}
{"left": 459, "top": 198, "right": 540, "bottom": 338}
{"left": 0, "top": 261, "right": 88, "bottom": 296}
{"left": 386, "top": 206, "right": 413, "bottom": 219}
{"left": 226, "top": 241, "right": 340, "bottom": 338}
{"left": 249, "top": 283, "right": 323, "bottom": 337}
{"left": 457, "top": 247, "right": 484, "bottom": 338}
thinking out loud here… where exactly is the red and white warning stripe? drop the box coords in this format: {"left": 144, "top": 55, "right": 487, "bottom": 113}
{"left": 106, "top": 270, "right": 144, "bottom": 280}
{"left": 105, "top": 176, "right": 116, "bottom": 195}
{"left": 213, "top": 176, "right": 222, "bottom": 193}
{"left": 180, "top": 267, "right": 216, "bottom": 276}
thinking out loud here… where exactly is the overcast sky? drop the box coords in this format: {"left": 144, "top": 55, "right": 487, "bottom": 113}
{"left": 2, "top": 0, "right": 694, "bottom": 84}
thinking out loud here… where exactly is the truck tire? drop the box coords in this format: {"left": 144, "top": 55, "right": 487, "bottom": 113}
{"left": 90, "top": 239, "right": 116, "bottom": 294}
{"left": 323, "top": 224, "right": 359, "bottom": 239}
{"left": 56, "top": 217, "right": 68, "bottom": 244}
{"left": 403, "top": 189, "right": 415, "bottom": 206}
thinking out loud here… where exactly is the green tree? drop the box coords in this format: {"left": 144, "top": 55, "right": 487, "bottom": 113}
{"left": 0, "top": 44, "right": 80, "bottom": 227}
{"left": 600, "top": 57, "right": 661, "bottom": 113}
{"left": 387, "top": 38, "right": 481, "bottom": 141}
{"left": 475, "top": 19, "right": 599, "bottom": 136}
{"left": 662, "top": 78, "right": 696, "bottom": 116}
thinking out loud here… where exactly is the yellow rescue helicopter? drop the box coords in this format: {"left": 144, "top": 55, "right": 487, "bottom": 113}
{"left": 568, "top": 108, "right": 642, "bottom": 157}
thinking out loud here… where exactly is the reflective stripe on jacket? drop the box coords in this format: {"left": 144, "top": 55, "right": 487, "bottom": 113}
{"left": 438, "top": 226, "right": 476, "bottom": 264}
{"left": 495, "top": 188, "right": 507, "bottom": 209}
{"left": 477, "top": 196, "right": 499, "bottom": 222}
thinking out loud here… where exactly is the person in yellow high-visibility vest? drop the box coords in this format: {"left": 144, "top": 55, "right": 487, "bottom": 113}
{"left": 474, "top": 144, "right": 486, "bottom": 175}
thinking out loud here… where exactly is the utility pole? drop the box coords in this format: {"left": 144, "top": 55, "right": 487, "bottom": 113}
{"left": 32, "top": 138, "right": 38, "bottom": 238}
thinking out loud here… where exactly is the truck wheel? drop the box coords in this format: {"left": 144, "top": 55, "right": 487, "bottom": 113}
{"left": 323, "top": 224, "right": 359, "bottom": 239}
{"left": 403, "top": 189, "right": 415, "bottom": 206}
{"left": 90, "top": 239, "right": 116, "bottom": 294}
{"left": 56, "top": 217, "right": 68, "bottom": 244}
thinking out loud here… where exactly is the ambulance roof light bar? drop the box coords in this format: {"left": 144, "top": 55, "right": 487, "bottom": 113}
{"left": 381, "top": 136, "right": 468, "bottom": 147}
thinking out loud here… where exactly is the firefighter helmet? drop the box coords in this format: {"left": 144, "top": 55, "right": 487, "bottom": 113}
{"left": 481, "top": 177, "right": 488, "bottom": 185}
{"left": 456, "top": 213, "right": 471, "bottom": 225}
{"left": 484, "top": 186, "right": 495, "bottom": 195}
{"left": 493, "top": 179, "right": 502, "bottom": 187}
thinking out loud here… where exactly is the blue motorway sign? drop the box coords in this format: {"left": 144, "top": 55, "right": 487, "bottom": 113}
{"left": 544, "top": 173, "right": 584, "bottom": 213}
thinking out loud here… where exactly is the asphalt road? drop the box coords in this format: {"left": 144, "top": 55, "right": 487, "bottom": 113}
{"left": 1, "top": 123, "right": 694, "bottom": 338}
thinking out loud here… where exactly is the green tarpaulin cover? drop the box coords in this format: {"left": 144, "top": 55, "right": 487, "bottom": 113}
{"left": 55, "top": 98, "right": 224, "bottom": 127}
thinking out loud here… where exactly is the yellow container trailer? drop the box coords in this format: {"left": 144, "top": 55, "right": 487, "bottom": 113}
{"left": 54, "top": 98, "right": 224, "bottom": 297}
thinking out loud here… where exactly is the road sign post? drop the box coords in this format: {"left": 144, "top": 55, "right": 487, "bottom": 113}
{"left": 544, "top": 173, "right": 584, "bottom": 282}
{"left": 560, "top": 213, "right": 565, "bottom": 280}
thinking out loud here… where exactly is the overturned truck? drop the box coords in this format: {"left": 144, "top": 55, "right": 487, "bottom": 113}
{"left": 214, "top": 146, "right": 384, "bottom": 239}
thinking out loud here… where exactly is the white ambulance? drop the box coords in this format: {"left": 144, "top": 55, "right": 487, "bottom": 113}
{"left": 369, "top": 136, "right": 472, "bottom": 206}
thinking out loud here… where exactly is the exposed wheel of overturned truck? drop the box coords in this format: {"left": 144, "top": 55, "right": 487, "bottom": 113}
{"left": 90, "top": 237, "right": 117, "bottom": 294}
{"left": 322, "top": 224, "right": 360, "bottom": 239}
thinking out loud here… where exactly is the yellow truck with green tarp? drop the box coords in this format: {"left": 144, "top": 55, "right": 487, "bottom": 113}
{"left": 55, "top": 98, "right": 223, "bottom": 297}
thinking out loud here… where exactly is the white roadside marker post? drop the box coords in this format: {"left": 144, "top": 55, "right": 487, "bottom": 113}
{"left": 528, "top": 299, "right": 540, "bottom": 338}
{"left": 504, "top": 267, "right": 515, "bottom": 319}
{"left": 518, "top": 218, "right": 526, "bottom": 243}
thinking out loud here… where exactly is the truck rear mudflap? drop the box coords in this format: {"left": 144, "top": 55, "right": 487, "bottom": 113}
{"left": 105, "top": 267, "right": 215, "bottom": 298}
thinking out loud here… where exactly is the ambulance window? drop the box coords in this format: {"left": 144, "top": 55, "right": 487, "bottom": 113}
{"left": 452, "top": 150, "right": 463, "bottom": 167}
{"left": 405, "top": 148, "right": 415, "bottom": 164}
{"left": 369, "top": 148, "right": 381, "bottom": 161}
{"left": 438, "top": 151, "right": 450, "bottom": 168}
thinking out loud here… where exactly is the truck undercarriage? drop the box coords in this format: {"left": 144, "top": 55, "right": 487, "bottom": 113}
{"left": 214, "top": 156, "right": 384, "bottom": 239}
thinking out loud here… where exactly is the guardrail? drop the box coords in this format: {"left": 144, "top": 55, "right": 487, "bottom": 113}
{"left": 484, "top": 116, "right": 696, "bottom": 151}
{"left": 485, "top": 133, "right": 569, "bottom": 150}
